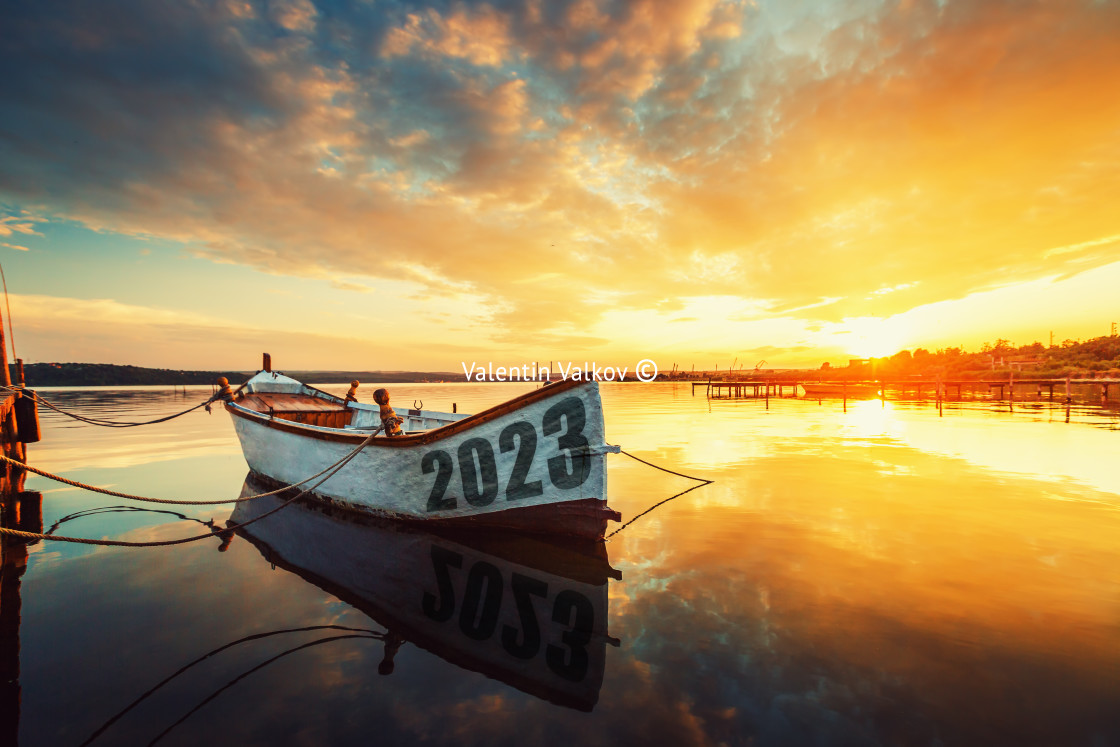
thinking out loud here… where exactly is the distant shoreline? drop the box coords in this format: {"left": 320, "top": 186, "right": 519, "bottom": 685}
{"left": 13, "top": 333, "right": 1120, "bottom": 386}
{"left": 11, "top": 362, "right": 463, "bottom": 387}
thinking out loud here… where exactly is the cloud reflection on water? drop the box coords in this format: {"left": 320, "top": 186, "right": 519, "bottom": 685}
{"left": 10, "top": 383, "right": 1120, "bottom": 745}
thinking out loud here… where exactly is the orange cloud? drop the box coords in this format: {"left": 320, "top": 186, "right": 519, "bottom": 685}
{"left": 269, "top": 0, "right": 318, "bottom": 32}
{"left": 5, "top": 0, "right": 1120, "bottom": 365}
{"left": 0, "top": 212, "right": 46, "bottom": 237}
{"left": 381, "top": 5, "right": 514, "bottom": 67}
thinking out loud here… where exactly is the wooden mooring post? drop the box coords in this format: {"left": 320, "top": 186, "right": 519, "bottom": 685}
{"left": 1, "top": 457, "right": 41, "bottom": 747}
{"left": 0, "top": 405, "right": 47, "bottom": 747}
{"left": 0, "top": 278, "right": 42, "bottom": 743}
{"left": 0, "top": 530, "right": 23, "bottom": 747}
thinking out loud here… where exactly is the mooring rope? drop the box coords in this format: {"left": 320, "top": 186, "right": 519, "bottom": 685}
{"left": 0, "top": 431, "right": 378, "bottom": 546}
{"left": 45, "top": 505, "right": 223, "bottom": 535}
{"left": 604, "top": 447, "right": 715, "bottom": 539}
{"left": 80, "top": 624, "right": 385, "bottom": 746}
{"left": 0, "top": 384, "right": 211, "bottom": 427}
{"left": 605, "top": 482, "right": 710, "bottom": 539}
{"left": 618, "top": 448, "right": 714, "bottom": 484}
{"left": 148, "top": 633, "right": 384, "bottom": 745}
{"left": 0, "top": 426, "right": 382, "bottom": 506}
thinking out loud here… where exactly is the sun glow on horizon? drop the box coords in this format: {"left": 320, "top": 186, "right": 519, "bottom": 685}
{"left": 808, "top": 316, "right": 914, "bottom": 362}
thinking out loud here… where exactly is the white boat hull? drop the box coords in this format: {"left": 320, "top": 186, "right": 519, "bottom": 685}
{"left": 225, "top": 376, "right": 619, "bottom": 537}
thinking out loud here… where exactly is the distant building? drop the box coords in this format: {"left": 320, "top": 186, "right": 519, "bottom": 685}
{"left": 848, "top": 358, "right": 870, "bottom": 369}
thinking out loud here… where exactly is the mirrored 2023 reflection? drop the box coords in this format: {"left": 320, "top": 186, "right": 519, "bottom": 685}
{"left": 230, "top": 477, "right": 620, "bottom": 712}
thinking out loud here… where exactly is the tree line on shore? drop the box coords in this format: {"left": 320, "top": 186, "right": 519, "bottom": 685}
{"left": 11, "top": 334, "right": 1119, "bottom": 386}
{"left": 813, "top": 334, "right": 1120, "bottom": 381}
{"left": 10, "top": 363, "right": 459, "bottom": 387}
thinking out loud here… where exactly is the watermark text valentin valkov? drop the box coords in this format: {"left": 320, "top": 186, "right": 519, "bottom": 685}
{"left": 462, "top": 360, "right": 658, "bottom": 383}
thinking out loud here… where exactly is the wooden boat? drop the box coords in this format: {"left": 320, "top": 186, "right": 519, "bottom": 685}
{"left": 230, "top": 480, "right": 619, "bottom": 711}
{"left": 224, "top": 368, "right": 621, "bottom": 538}
{"left": 800, "top": 382, "right": 881, "bottom": 398}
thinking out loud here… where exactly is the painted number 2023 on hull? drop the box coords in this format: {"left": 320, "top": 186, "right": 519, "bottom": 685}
{"left": 421, "top": 397, "right": 592, "bottom": 512}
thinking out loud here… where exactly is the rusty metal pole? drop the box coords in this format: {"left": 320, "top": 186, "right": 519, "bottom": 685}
{"left": 0, "top": 304, "right": 9, "bottom": 388}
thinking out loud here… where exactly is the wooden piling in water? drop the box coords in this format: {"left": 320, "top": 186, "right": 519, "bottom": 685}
{"left": 1, "top": 450, "right": 37, "bottom": 745}
{"left": 0, "top": 312, "right": 8, "bottom": 390}
{"left": 0, "top": 540, "right": 23, "bottom": 747}
{"left": 0, "top": 282, "right": 43, "bottom": 744}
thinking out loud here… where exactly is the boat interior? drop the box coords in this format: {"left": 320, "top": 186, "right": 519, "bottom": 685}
{"left": 236, "top": 390, "right": 470, "bottom": 433}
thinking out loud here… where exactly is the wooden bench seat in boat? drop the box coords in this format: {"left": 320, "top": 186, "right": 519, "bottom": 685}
{"left": 238, "top": 392, "right": 354, "bottom": 429}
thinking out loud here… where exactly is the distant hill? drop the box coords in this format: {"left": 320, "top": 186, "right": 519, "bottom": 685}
{"left": 13, "top": 363, "right": 253, "bottom": 387}
{"left": 11, "top": 363, "right": 462, "bottom": 387}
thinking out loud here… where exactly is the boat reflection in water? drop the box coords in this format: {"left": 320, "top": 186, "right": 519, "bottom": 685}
{"left": 230, "top": 475, "right": 621, "bottom": 712}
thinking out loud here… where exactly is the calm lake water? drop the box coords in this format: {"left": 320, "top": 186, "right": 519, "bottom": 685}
{"left": 3, "top": 382, "right": 1120, "bottom": 746}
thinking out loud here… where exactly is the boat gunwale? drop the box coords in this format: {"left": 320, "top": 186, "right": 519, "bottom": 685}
{"left": 225, "top": 376, "right": 592, "bottom": 447}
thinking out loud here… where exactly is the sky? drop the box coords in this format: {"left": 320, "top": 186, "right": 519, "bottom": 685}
{"left": 1, "top": 0, "right": 1119, "bottom": 372}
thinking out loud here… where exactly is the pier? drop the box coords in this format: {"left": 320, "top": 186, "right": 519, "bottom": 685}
{"left": 696, "top": 380, "right": 803, "bottom": 398}
{"left": 691, "top": 376, "right": 1120, "bottom": 403}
